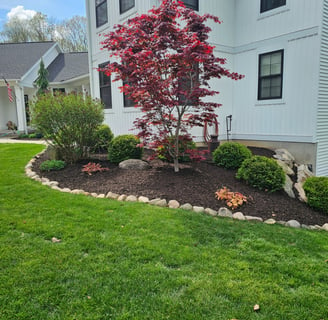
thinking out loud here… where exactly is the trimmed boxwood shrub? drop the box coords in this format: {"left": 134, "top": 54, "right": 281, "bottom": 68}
{"left": 40, "top": 160, "right": 66, "bottom": 172}
{"left": 303, "top": 177, "right": 328, "bottom": 214}
{"left": 236, "top": 155, "right": 285, "bottom": 192}
{"left": 92, "top": 124, "right": 114, "bottom": 152}
{"left": 108, "top": 134, "right": 143, "bottom": 163}
{"left": 212, "top": 142, "right": 252, "bottom": 169}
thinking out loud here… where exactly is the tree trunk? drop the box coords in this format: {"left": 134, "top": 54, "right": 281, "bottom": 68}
{"left": 174, "top": 158, "right": 179, "bottom": 173}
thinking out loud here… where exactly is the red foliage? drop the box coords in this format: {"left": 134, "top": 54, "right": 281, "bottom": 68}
{"left": 100, "top": 0, "right": 243, "bottom": 171}
{"left": 82, "top": 162, "right": 109, "bottom": 175}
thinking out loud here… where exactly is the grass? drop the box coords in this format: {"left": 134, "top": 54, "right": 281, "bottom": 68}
{"left": 0, "top": 143, "right": 328, "bottom": 319}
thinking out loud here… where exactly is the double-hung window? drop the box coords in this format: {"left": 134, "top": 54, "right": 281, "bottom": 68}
{"left": 96, "top": 0, "right": 108, "bottom": 28}
{"left": 123, "top": 79, "right": 134, "bottom": 107}
{"left": 182, "top": 0, "right": 199, "bottom": 11}
{"left": 99, "top": 62, "right": 112, "bottom": 109}
{"left": 119, "top": 0, "right": 135, "bottom": 14}
{"left": 258, "top": 50, "right": 284, "bottom": 100}
{"left": 260, "top": 0, "right": 286, "bottom": 13}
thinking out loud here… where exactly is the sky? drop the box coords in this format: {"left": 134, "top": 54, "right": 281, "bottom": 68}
{"left": 0, "top": 0, "right": 86, "bottom": 31}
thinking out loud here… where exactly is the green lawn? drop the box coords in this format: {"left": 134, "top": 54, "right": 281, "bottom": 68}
{"left": 0, "top": 143, "right": 328, "bottom": 320}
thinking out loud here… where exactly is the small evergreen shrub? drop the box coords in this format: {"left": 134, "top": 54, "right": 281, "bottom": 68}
{"left": 212, "top": 142, "right": 252, "bottom": 169}
{"left": 157, "top": 135, "right": 197, "bottom": 162}
{"left": 236, "top": 156, "right": 285, "bottom": 192}
{"left": 40, "top": 160, "right": 66, "bottom": 172}
{"left": 92, "top": 124, "right": 114, "bottom": 152}
{"left": 303, "top": 177, "right": 328, "bottom": 214}
{"left": 108, "top": 134, "right": 143, "bottom": 163}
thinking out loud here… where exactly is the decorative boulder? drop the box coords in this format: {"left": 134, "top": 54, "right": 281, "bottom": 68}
{"left": 119, "top": 159, "right": 150, "bottom": 170}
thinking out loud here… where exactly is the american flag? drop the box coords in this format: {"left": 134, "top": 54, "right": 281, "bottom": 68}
{"left": 6, "top": 81, "right": 14, "bottom": 103}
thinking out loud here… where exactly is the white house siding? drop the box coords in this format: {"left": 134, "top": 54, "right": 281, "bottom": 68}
{"left": 87, "top": 0, "right": 236, "bottom": 140}
{"left": 316, "top": 0, "right": 328, "bottom": 176}
{"left": 86, "top": 0, "right": 326, "bottom": 174}
{"left": 230, "top": 0, "right": 322, "bottom": 171}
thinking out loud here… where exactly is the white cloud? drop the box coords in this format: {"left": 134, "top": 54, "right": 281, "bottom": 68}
{"left": 7, "top": 5, "right": 36, "bottom": 21}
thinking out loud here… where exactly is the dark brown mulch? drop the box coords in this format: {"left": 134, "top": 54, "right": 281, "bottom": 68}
{"left": 32, "top": 147, "right": 328, "bottom": 226}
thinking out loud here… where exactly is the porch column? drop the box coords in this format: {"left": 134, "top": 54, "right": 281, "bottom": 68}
{"left": 15, "top": 85, "right": 27, "bottom": 134}
{"left": 82, "top": 84, "right": 86, "bottom": 100}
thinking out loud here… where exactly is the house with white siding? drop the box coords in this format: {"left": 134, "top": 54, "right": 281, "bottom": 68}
{"left": 0, "top": 42, "right": 90, "bottom": 134}
{"left": 85, "top": 0, "right": 328, "bottom": 176}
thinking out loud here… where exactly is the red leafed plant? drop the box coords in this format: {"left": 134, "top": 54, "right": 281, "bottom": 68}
{"left": 215, "top": 187, "right": 248, "bottom": 210}
{"left": 82, "top": 162, "right": 109, "bottom": 175}
{"left": 99, "top": 0, "right": 243, "bottom": 172}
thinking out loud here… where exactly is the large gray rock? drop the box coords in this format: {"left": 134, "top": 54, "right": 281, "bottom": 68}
{"left": 180, "top": 203, "right": 193, "bottom": 211}
{"left": 126, "top": 195, "right": 138, "bottom": 202}
{"left": 168, "top": 200, "right": 180, "bottom": 209}
{"left": 205, "top": 208, "right": 218, "bottom": 217}
{"left": 274, "top": 149, "right": 295, "bottom": 163}
{"left": 149, "top": 198, "right": 167, "bottom": 207}
{"left": 218, "top": 207, "right": 233, "bottom": 218}
{"left": 276, "top": 159, "right": 295, "bottom": 176}
{"left": 233, "top": 212, "right": 246, "bottom": 220}
{"left": 264, "top": 218, "right": 276, "bottom": 225}
{"left": 322, "top": 223, "right": 328, "bottom": 232}
{"left": 138, "top": 196, "right": 150, "bottom": 203}
{"left": 193, "top": 206, "right": 205, "bottom": 213}
{"left": 294, "top": 182, "right": 308, "bottom": 202}
{"left": 245, "top": 215, "right": 263, "bottom": 222}
{"left": 106, "top": 191, "right": 119, "bottom": 199}
{"left": 119, "top": 159, "right": 150, "bottom": 170}
{"left": 284, "top": 175, "right": 295, "bottom": 198}
{"left": 297, "top": 164, "right": 313, "bottom": 184}
{"left": 286, "top": 220, "right": 301, "bottom": 228}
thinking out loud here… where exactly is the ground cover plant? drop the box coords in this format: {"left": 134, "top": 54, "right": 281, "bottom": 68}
{"left": 1, "top": 143, "right": 328, "bottom": 319}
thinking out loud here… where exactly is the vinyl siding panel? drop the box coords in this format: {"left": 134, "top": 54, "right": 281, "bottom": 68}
{"left": 317, "top": 0, "right": 328, "bottom": 176}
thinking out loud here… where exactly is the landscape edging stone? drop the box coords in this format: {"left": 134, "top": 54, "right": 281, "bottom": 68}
{"left": 25, "top": 150, "right": 328, "bottom": 233}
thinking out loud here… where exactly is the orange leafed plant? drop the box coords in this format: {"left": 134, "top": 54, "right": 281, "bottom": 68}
{"left": 215, "top": 187, "right": 248, "bottom": 210}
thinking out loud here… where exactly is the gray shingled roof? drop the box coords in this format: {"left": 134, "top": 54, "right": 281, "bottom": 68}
{"left": 0, "top": 41, "right": 56, "bottom": 80}
{"left": 47, "top": 52, "right": 89, "bottom": 83}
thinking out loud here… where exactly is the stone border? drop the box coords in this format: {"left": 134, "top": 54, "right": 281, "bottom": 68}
{"left": 25, "top": 149, "right": 328, "bottom": 233}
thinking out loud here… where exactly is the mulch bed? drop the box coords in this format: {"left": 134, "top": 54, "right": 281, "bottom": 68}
{"left": 32, "top": 147, "right": 328, "bottom": 226}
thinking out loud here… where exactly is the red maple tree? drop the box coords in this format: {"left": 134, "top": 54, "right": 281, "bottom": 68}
{"left": 100, "top": 0, "right": 243, "bottom": 172}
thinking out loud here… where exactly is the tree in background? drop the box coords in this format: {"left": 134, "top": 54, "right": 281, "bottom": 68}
{"left": 0, "top": 13, "right": 87, "bottom": 52}
{"left": 35, "top": 59, "right": 49, "bottom": 95}
{"left": 55, "top": 16, "right": 88, "bottom": 52}
{"left": 100, "top": 0, "right": 243, "bottom": 172}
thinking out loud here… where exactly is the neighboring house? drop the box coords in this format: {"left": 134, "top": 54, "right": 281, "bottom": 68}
{"left": 0, "top": 41, "right": 90, "bottom": 133}
{"left": 85, "top": 0, "right": 328, "bottom": 176}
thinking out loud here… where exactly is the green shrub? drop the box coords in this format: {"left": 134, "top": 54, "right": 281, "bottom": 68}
{"left": 28, "top": 132, "right": 43, "bottom": 139}
{"left": 108, "top": 134, "right": 143, "bottom": 163}
{"left": 40, "top": 160, "right": 66, "bottom": 172}
{"left": 236, "top": 156, "right": 285, "bottom": 192}
{"left": 157, "top": 135, "right": 196, "bottom": 162}
{"left": 212, "top": 142, "right": 252, "bottom": 169}
{"left": 31, "top": 93, "right": 103, "bottom": 163}
{"left": 92, "top": 124, "right": 114, "bottom": 152}
{"left": 18, "top": 133, "right": 29, "bottom": 139}
{"left": 303, "top": 177, "right": 328, "bottom": 214}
